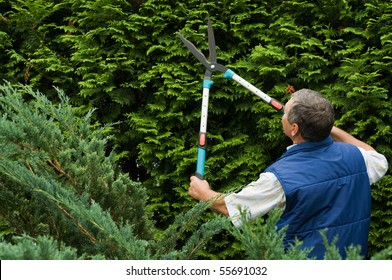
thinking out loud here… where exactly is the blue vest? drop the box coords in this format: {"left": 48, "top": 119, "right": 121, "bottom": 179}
{"left": 265, "top": 137, "right": 370, "bottom": 259}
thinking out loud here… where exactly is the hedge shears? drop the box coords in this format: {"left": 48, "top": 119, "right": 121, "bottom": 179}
{"left": 178, "top": 19, "right": 284, "bottom": 180}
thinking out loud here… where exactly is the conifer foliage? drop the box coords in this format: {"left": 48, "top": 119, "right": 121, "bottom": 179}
{"left": 0, "top": 82, "right": 224, "bottom": 259}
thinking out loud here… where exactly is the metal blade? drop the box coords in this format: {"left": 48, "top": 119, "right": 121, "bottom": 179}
{"left": 207, "top": 18, "right": 217, "bottom": 63}
{"left": 177, "top": 32, "right": 210, "bottom": 69}
{"left": 178, "top": 31, "right": 227, "bottom": 74}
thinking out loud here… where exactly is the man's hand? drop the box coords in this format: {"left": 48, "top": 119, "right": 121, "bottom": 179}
{"left": 189, "top": 176, "right": 213, "bottom": 201}
{"left": 189, "top": 176, "right": 229, "bottom": 216}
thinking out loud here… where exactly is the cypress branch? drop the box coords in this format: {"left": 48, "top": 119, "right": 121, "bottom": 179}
{"left": 0, "top": 82, "right": 224, "bottom": 260}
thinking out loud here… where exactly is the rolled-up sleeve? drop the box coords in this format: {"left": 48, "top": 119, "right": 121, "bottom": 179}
{"left": 224, "top": 172, "right": 285, "bottom": 227}
{"left": 358, "top": 148, "right": 388, "bottom": 184}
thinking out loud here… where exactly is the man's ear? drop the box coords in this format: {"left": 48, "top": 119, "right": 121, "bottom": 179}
{"left": 291, "top": 123, "right": 300, "bottom": 137}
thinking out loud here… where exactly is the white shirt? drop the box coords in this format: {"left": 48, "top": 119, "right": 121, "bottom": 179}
{"left": 224, "top": 147, "right": 388, "bottom": 227}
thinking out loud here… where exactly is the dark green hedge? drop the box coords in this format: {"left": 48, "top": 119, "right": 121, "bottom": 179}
{"left": 1, "top": 0, "right": 391, "bottom": 257}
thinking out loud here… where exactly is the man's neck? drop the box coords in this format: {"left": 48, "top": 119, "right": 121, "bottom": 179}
{"left": 291, "top": 135, "right": 306, "bottom": 145}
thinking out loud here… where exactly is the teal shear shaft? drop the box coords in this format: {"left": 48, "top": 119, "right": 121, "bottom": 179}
{"left": 178, "top": 19, "right": 284, "bottom": 179}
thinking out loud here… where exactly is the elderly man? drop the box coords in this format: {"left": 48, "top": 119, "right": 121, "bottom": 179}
{"left": 189, "top": 89, "right": 388, "bottom": 259}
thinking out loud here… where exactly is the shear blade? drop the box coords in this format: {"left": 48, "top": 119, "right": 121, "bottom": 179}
{"left": 177, "top": 20, "right": 227, "bottom": 74}
{"left": 177, "top": 32, "right": 210, "bottom": 69}
{"left": 207, "top": 18, "right": 217, "bottom": 63}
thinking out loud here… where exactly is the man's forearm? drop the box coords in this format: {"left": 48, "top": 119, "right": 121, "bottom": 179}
{"left": 209, "top": 193, "right": 229, "bottom": 217}
{"left": 330, "top": 126, "right": 375, "bottom": 151}
{"left": 195, "top": 189, "right": 229, "bottom": 216}
{"left": 189, "top": 176, "right": 229, "bottom": 216}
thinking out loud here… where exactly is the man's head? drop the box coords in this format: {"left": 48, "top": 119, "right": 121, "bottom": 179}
{"left": 282, "top": 89, "right": 334, "bottom": 142}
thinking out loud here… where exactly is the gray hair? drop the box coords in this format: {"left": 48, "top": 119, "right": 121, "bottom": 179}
{"left": 287, "top": 89, "right": 334, "bottom": 142}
